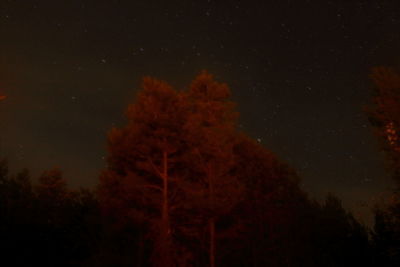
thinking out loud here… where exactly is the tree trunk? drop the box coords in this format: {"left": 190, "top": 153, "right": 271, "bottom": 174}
{"left": 160, "top": 151, "right": 171, "bottom": 266}
{"left": 209, "top": 171, "right": 215, "bottom": 267}
{"left": 209, "top": 218, "right": 215, "bottom": 267}
{"left": 136, "top": 231, "right": 144, "bottom": 267}
{"left": 162, "top": 151, "right": 169, "bottom": 235}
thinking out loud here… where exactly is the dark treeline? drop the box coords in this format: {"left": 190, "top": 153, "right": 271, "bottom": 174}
{"left": 0, "top": 158, "right": 373, "bottom": 266}
{"left": 0, "top": 70, "right": 399, "bottom": 266}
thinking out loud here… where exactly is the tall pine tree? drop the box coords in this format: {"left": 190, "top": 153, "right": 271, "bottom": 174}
{"left": 99, "top": 77, "right": 189, "bottom": 266}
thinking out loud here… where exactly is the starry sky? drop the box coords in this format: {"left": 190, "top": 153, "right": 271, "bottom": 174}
{"left": 1, "top": 0, "right": 400, "bottom": 224}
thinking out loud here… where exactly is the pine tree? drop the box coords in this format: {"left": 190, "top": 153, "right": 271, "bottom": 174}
{"left": 184, "top": 71, "right": 242, "bottom": 267}
{"left": 98, "top": 77, "right": 189, "bottom": 266}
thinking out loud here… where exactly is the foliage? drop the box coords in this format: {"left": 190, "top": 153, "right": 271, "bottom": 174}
{"left": 367, "top": 66, "right": 400, "bottom": 185}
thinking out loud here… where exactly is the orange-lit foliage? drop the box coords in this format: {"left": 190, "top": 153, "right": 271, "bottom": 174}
{"left": 368, "top": 66, "right": 400, "bottom": 183}
{"left": 184, "top": 71, "right": 242, "bottom": 267}
{"left": 99, "top": 77, "right": 189, "bottom": 266}
{"left": 385, "top": 122, "right": 400, "bottom": 151}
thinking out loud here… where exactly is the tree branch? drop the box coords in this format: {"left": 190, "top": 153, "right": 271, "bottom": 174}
{"left": 147, "top": 157, "right": 164, "bottom": 180}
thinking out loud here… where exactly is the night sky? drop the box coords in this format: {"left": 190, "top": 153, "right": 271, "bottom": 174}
{"left": 1, "top": 0, "right": 400, "bottom": 224}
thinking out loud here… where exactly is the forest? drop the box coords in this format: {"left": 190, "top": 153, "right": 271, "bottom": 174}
{"left": 1, "top": 69, "right": 400, "bottom": 267}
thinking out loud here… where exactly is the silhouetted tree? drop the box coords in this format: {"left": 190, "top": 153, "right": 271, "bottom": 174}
{"left": 312, "top": 195, "right": 371, "bottom": 267}
{"left": 372, "top": 201, "right": 400, "bottom": 266}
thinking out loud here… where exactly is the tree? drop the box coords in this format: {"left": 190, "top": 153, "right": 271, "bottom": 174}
{"left": 372, "top": 208, "right": 400, "bottom": 266}
{"left": 98, "top": 77, "right": 189, "bottom": 266}
{"left": 367, "top": 66, "right": 400, "bottom": 185}
{"left": 183, "top": 71, "right": 242, "bottom": 267}
{"left": 36, "top": 168, "right": 67, "bottom": 202}
{"left": 226, "top": 135, "right": 309, "bottom": 266}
